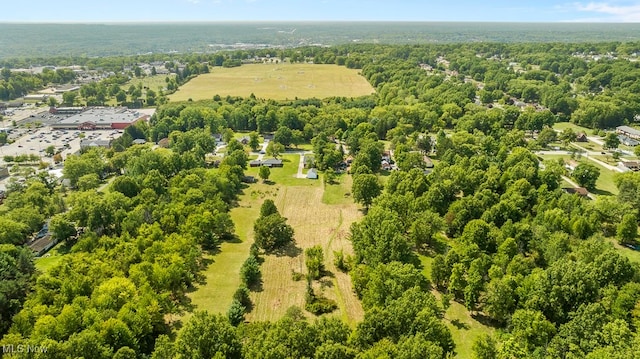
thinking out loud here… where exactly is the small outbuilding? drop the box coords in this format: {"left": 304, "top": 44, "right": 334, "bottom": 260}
{"left": 307, "top": 168, "right": 319, "bottom": 179}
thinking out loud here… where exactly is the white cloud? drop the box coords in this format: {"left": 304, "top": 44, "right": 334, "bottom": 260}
{"left": 186, "top": 0, "right": 201, "bottom": 4}
{"left": 572, "top": 1, "right": 640, "bottom": 21}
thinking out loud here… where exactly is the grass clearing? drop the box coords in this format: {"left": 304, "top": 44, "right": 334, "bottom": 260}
{"left": 168, "top": 63, "right": 375, "bottom": 102}
{"left": 553, "top": 122, "right": 594, "bottom": 135}
{"left": 422, "top": 255, "right": 496, "bottom": 358}
{"left": 187, "top": 154, "right": 363, "bottom": 325}
{"left": 608, "top": 238, "right": 640, "bottom": 264}
{"left": 444, "top": 300, "right": 496, "bottom": 359}
{"left": 123, "top": 74, "right": 173, "bottom": 92}
{"left": 34, "top": 241, "right": 72, "bottom": 272}
{"left": 322, "top": 173, "right": 353, "bottom": 205}
{"left": 246, "top": 184, "right": 364, "bottom": 325}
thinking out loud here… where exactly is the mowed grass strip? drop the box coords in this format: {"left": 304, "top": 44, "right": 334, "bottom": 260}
{"left": 168, "top": 63, "right": 375, "bottom": 101}
{"left": 186, "top": 203, "right": 259, "bottom": 317}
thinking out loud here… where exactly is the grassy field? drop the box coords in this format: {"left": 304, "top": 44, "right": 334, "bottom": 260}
{"left": 123, "top": 74, "right": 173, "bottom": 92}
{"left": 34, "top": 241, "right": 72, "bottom": 272}
{"left": 553, "top": 122, "right": 594, "bottom": 134}
{"left": 322, "top": 173, "right": 354, "bottom": 205}
{"left": 168, "top": 63, "right": 375, "bottom": 102}
{"left": 245, "top": 184, "right": 364, "bottom": 324}
{"left": 187, "top": 153, "right": 363, "bottom": 324}
{"left": 185, "top": 202, "right": 260, "bottom": 318}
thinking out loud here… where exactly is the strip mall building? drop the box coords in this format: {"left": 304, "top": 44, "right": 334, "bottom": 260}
{"left": 50, "top": 107, "right": 148, "bottom": 130}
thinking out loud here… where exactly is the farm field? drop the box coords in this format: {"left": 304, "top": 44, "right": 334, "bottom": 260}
{"left": 187, "top": 153, "right": 364, "bottom": 325}
{"left": 168, "top": 63, "right": 375, "bottom": 102}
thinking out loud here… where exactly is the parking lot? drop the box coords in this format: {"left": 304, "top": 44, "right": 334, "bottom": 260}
{"left": 1, "top": 127, "right": 123, "bottom": 166}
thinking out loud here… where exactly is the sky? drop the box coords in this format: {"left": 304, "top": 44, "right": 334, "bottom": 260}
{"left": 2, "top": 0, "right": 640, "bottom": 22}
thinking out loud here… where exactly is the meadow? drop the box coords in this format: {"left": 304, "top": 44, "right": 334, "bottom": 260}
{"left": 187, "top": 152, "right": 364, "bottom": 325}
{"left": 168, "top": 63, "right": 375, "bottom": 101}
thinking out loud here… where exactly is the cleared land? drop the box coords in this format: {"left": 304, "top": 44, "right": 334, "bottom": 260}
{"left": 244, "top": 183, "right": 364, "bottom": 324}
{"left": 168, "top": 63, "right": 375, "bottom": 102}
{"left": 188, "top": 153, "right": 364, "bottom": 325}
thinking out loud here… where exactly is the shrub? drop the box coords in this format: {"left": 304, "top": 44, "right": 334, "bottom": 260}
{"left": 233, "top": 285, "right": 251, "bottom": 307}
{"left": 240, "top": 256, "right": 261, "bottom": 286}
{"left": 227, "top": 299, "right": 245, "bottom": 326}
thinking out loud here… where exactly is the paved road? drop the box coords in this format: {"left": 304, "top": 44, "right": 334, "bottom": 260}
{"left": 569, "top": 143, "right": 623, "bottom": 172}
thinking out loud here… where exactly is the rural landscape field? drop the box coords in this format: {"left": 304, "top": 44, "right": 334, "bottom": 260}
{"left": 168, "top": 63, "right": 375, "bottom": 101}
{"left": 5, "top": 15, "right": 640, "bottom": 359}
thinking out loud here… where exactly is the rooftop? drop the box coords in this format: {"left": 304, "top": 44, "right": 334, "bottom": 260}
{"left": 617, "top": 126, "right": 640, "bottom": 136}
{"left": 55, "top": 107, "right": 142, "bottom": 126}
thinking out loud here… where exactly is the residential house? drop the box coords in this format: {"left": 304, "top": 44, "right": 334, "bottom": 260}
{"left": 262, "top": 158, "right": 283, "bottom": 168}
{"left": 620, "top": 160, "right": 640, "bottom": 172}
{"left": 564, "top": 160, "right": 579, "bottom": 172}
{"left": 381, "top": 160, "right": 392, "bottom": 171}
{"left": 423, "top": 156, "right": 434, "bottom": 168}
{"left": 618, "top": 135, "right": 639, "bottom": 147}
{"left": 249, "top": 160, "right": 262, "bottom": 167}
{"left": 576, "top": 133, "right": 588, "bottom": 142}
{"left": 563, "top": 187, "right": 590, "bottom": 198}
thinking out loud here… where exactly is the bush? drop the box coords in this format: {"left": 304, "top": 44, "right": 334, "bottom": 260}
{"left": 305, "top": 245, "right": 324, "bottom": 280}
{"left": 334, "top": 250, "right": 349, "bottom": 272}
{"left": 304, "top": 281, "right": 337, "bottom": 315}
{"left": 240, "top": 256, "right": 261, "bottom": 286}
{"left": 305, "top": 296, "right": 338, "bottom": 315}
{"left": 291, "top": 270, "right": 305, "bottom": 281}
{"left": 233, "top": 285, "right": 251, "bottom": 307}
{"left": 227, "top": 299, "right": 246, "bottom": 326}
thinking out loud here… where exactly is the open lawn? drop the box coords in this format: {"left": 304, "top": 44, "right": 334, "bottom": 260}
{"left": 608, "top": 238, "right": 640, "bottom": 264}
{"left": 123, "top": 74, "right": 173, "bottom": 92}
{"left": 168, "top": 63, "right": 375, "bottom": 102}
{"left": 246, "top": 183, "right": 364, "bottom": 324}
{"left": 553, "top": 122, "right": 594, "bottom": 135}
{"left": 322, "top": 173, "right": 353, "bottom": 205}
{"left": 34, "top": 241, "right": 73, "bottom": 272}
{"left": 187, "top": 154, "right": 363, "bottom": 325}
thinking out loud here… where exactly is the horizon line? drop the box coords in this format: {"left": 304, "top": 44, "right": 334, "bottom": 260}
{"left": 1, "top": 20, "right": 640, "bottom": 24}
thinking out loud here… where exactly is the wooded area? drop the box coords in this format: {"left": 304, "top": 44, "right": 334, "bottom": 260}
{"left": 3, "top": 40, "right": 640, "bottom": 358}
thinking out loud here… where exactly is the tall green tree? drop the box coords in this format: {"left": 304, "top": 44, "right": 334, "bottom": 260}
{"left": 352, "top": 174, "right": 381, "bottom": 210}
{"left": 572, "top": 163, "right": 600, "bottom": 190}
{"left": 253, "top": 213, "right": 294, "bottom": 252}
{"left": 175, "top": 311, "right": 241, "bottom": 359}
{"left": 617, "top": 213, "right": 638, "bottom": 245}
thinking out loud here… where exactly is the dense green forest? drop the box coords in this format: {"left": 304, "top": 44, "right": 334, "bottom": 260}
{"left": 2, "top": 22, "right": 640, "bottom": 59}
{"left": 3, "top": 41, "right": 640, "bottom": 358}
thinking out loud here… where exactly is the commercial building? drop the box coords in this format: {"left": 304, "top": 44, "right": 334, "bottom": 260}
{"left": 616, "top": 126, "right": 640, "bottom": 140}
{"left": 50, "top": 107, "right": 148, "bottom": 130}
